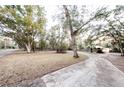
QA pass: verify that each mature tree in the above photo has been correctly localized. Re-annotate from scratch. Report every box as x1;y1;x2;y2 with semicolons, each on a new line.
39;32;47;50
62;5;106;58
47;24;68;52
47;25;58;50
92;5;124;56
0;5;46;53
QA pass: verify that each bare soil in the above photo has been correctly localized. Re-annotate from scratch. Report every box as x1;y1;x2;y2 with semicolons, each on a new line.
0;51;87;86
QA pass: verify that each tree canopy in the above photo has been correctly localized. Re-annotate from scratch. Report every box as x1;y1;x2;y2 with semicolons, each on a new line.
0;5;46;53
0;5;124;56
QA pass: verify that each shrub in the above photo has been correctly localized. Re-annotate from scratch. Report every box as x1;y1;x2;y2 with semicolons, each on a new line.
110;48;120;53
39;40;46;50
96;48;104;53
56;43;68;53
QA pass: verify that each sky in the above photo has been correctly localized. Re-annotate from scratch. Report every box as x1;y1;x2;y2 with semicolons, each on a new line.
44;5;116;30
1;0;123;5
44;5;58;29
43;5;118;44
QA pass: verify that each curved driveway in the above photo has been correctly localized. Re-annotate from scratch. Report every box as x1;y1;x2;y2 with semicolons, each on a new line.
0;49;17;57
39;52;124;87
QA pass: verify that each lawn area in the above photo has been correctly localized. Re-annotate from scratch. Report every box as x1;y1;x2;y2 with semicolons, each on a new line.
0;51;88;86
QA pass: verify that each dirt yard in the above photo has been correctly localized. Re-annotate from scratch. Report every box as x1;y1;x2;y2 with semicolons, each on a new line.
0;51;87;86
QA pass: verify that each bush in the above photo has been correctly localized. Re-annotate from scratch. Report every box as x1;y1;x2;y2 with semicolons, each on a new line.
39;40;46;50
68;47;73;50
96;48;104;53
109;48;120;53
56;43;68;53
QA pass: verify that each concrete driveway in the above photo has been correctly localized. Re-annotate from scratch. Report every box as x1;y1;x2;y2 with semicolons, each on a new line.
37;52;124;87
0;49;17;57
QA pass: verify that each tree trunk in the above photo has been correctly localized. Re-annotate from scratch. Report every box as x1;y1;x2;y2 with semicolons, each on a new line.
71;35;79;58
32;41;35;53
118;41;124;56
120;48;124;56
25;43;31;53
63;5;79;58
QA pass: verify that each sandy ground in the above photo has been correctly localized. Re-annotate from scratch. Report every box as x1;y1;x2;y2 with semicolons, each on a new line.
0;51;87;87
40;52;124;87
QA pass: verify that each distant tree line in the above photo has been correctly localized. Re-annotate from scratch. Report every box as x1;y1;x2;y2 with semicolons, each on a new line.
0;5;124;57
